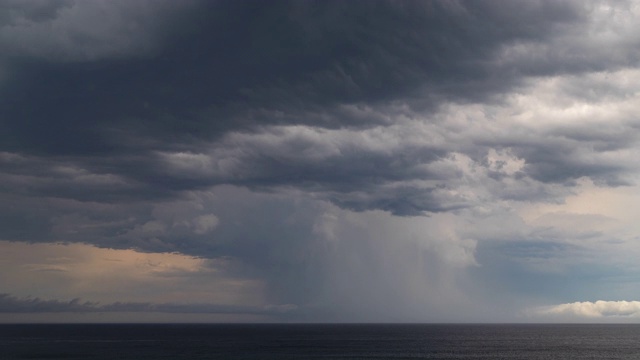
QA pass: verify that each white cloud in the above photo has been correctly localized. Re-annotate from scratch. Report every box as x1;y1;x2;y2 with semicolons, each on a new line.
536;300;640;318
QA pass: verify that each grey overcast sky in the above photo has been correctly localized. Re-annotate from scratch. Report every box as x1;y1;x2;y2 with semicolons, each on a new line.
3;0;640;323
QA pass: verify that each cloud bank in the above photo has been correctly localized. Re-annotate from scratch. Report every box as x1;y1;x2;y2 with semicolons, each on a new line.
536;301;640;319
0;293;296;316
3;0;640;322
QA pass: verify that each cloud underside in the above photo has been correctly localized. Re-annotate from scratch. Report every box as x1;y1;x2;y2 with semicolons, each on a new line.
3;1;640;321
1;1;639;216
0;294;297;316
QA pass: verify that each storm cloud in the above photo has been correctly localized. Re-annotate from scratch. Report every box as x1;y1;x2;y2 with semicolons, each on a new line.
3;0;640;322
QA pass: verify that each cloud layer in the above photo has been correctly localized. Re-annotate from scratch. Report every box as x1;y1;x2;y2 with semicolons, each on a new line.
537;301;640;319
3;0;640;322
0;0;200;61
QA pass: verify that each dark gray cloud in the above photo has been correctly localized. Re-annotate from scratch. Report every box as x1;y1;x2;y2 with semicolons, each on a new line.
3;0;640;321
0;293;297;317
0;1;591;153
0;0;202;62
2;0;636;216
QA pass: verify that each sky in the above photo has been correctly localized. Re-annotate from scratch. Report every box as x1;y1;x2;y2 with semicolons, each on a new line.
2;0;640;323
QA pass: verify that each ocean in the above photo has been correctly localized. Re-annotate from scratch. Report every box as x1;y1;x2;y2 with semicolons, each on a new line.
1;324;639;359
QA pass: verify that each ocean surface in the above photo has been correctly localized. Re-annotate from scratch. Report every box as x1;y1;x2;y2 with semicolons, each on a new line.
1;324;639;359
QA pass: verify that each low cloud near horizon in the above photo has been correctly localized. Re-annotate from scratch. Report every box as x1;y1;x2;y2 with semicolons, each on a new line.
3;0;640;323
534;301;640;322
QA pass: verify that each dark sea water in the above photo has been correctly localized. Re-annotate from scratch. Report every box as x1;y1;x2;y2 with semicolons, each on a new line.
1;324;639;359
